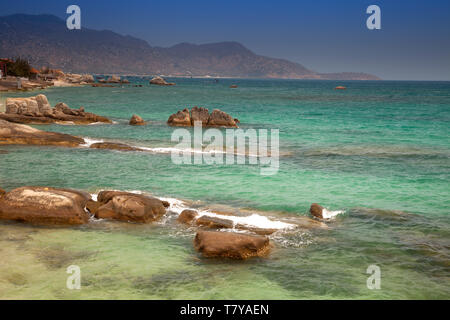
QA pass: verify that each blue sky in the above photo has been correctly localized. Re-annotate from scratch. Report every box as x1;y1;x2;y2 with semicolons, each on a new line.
2;0;450;80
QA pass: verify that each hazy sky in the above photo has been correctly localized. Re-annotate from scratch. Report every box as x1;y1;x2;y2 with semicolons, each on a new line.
2;0;450;80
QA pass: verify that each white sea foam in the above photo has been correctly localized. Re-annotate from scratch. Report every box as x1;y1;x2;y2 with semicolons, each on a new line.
199;211;295;230
138;146;256;157
159;195;295;230
81;137;104;147
88;191;296;231
321;209;345;219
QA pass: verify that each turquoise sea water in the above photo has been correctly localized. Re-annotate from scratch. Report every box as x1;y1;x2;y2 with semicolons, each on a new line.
0;78;449;299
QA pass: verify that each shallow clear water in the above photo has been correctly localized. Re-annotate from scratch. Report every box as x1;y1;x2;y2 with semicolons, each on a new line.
0;78;449;299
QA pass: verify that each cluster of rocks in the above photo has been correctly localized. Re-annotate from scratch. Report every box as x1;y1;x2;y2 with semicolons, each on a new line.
64;73;95;84
168;106;239;128
0;119;148;152
0;186;271;260
0;119;150;153
0;180;336;260
98;75;130;84
39;68;94;85
149;76;175;86
0;94;111;124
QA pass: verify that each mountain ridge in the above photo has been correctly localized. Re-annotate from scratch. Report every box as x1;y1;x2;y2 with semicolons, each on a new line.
0;14;380;80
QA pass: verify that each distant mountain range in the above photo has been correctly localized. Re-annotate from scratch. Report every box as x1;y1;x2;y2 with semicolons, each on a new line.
0;14;380;80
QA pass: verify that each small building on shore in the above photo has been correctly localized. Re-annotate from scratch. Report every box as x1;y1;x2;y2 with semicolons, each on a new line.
0;58;12;79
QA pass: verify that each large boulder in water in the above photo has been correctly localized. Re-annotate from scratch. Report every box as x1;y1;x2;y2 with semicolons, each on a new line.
167;108;191;126
207;109;238;127
0;119;85;147
177;209;199;225
194;230;271;259
0;186;91;225
167;107;238;128
93;191;166;223
149;76;175;86
129;114;146;126
190;106;210;126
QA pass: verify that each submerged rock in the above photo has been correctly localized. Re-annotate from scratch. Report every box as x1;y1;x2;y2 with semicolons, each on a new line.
195;215;234;229
94;191;166;223
351;207;411;221
230;84;238;88
194;230;271;259
0;119;85;147
0;186;91;225
168;107;238;128
90;142;143;152
129;114;146;126
149;76;175;86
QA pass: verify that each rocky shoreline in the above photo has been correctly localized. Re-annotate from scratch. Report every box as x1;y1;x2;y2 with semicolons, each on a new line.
0;94;111;125
0;88;342;261
0;185;333;260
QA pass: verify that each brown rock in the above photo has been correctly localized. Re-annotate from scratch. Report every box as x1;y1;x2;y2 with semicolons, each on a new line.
207;109;238;128
195;215;234;229
0;186;91;225
167;108;191;126
194;230;270;259
167;107;238;128
90;142;143;152
86;199;101;215
310;203;324;219
95;191;166;223
1;94;111;125
129;114;146;126
150;76;175;86
190;106;210;126
106;75;121;83
291;215;329;229
0;188;5;198
235;224;278;235
230;85;238;88
161;200;170;208
335;86;347;90
177;209;198;224
0;119;85;147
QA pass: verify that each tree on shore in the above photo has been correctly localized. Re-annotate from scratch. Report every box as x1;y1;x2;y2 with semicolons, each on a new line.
6;58;31;77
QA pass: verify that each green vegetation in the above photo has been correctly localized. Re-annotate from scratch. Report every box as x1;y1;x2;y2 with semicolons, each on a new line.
6;58;31;77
